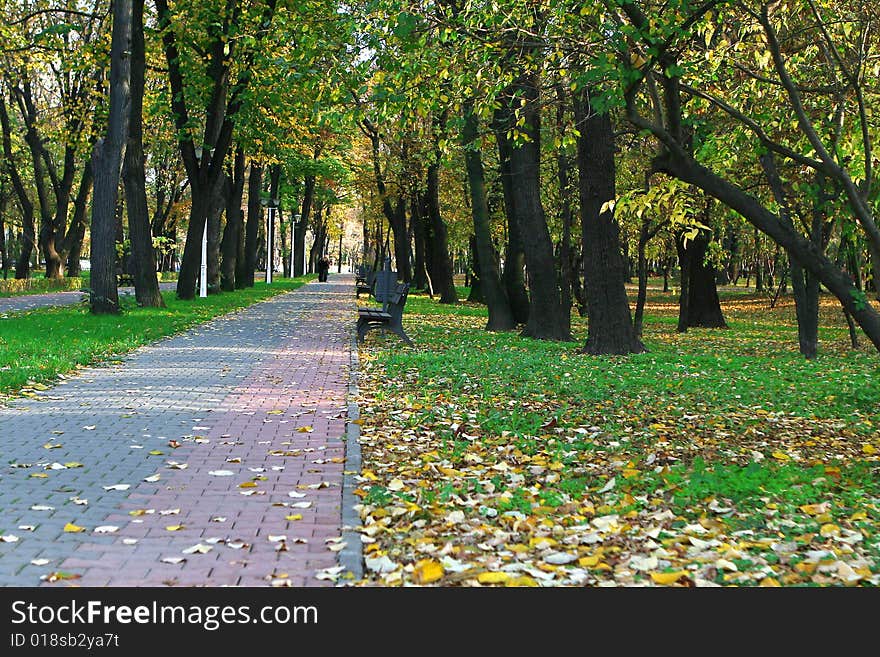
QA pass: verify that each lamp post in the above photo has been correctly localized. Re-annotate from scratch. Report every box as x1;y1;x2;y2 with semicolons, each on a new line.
194;145;212;298
261;197;278;284
291;213;301;277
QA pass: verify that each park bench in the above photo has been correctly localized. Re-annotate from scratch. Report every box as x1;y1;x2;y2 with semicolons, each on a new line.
357;281;413;346
356;266;374;298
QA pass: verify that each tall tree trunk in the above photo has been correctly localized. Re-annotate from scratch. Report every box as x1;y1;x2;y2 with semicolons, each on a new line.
574;88;643;353
426;112;457;304
206;182;223;292
242;162;263;287
555;85;574;337
678;227;727;329
411;192;429;290
494;113;531;325
463;99;514;329
389;197;410;282
65;164;93;278
90;0;132;314
122;0;163;307
222;146;245;290
0;92;36;280
295;174;315;277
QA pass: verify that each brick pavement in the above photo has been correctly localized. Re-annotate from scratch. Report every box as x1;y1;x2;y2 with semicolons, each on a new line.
0;276;356;586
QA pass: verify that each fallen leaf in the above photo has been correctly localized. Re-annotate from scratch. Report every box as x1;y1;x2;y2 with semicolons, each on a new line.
208;470;234;477
477;572;510;584
63;523;85;533
181;544;212;555
103;484;130;491
650;571;689;585
412;559;444;584
94;526;119;534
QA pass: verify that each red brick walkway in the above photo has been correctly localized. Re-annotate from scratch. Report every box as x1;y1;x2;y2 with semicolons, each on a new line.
34;277;354;586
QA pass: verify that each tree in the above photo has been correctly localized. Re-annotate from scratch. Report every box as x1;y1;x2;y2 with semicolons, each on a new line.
90;0;133;314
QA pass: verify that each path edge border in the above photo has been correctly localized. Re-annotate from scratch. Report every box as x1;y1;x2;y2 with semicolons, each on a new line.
339;328;364;581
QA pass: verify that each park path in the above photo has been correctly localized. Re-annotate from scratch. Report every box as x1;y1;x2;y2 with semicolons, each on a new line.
0;276;356;586
0;282;177;316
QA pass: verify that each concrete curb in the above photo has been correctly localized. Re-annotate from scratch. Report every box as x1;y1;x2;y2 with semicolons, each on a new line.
338;328;364;582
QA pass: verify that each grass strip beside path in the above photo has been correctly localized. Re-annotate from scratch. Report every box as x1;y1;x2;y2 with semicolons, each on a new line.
0;277;311;399
353;286;880;587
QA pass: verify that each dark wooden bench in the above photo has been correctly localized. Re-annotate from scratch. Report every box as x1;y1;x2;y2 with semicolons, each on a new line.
357;281;413;346
356;267;374;298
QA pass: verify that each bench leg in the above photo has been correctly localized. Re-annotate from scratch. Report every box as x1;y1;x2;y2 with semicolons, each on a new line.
389;320;413;346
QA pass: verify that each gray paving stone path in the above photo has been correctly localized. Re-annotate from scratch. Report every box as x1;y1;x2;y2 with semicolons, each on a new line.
0;276;356;586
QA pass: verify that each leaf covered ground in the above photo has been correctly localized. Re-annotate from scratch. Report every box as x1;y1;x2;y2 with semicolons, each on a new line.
352;284;880;586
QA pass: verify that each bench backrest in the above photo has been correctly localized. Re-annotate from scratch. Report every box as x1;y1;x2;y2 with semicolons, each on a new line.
373;270;398;310
386;282;410;319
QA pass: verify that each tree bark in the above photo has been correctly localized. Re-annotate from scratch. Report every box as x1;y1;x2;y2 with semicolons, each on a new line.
677;228;727;329
494;110;531;326
0;92;36;280
242;162;263;287
295;173;315;277
122;0;163;307
90;0;132;314
574;88;643;353
462;99;514;330
222;147;245;291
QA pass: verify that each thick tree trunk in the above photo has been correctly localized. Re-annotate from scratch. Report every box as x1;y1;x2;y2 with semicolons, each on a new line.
678;228;727;329
494;114;531;326
411;193;429;290
574;89;643;353
389;197;410;282
222;147;245;291
122;0;163;308
466;234;483;303
425;160;457;303
90;0;132;314
790;257;819;358
462;100;514;329
242;162;263;287
206;182;223;292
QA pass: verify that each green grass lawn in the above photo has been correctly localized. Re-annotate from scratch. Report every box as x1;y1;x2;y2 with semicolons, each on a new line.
0;277;310;398
354;283;880;587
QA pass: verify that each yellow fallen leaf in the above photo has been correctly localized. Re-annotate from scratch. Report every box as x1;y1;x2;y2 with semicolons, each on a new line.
795;562;817;575
850;511;867;521
477;572;510;585
506;576;538;587
297;426;314;433
166;525;184;531
771;451;790;461
63;523;85;533
622;468;640;479
760;577;781;587
64;462;84;469
148;450;164;456
650;571;689;585
285;514;303;521
820;523;840;537
578;555;601;567
387;479;405;491
29;473;49;478
412;559;444;584
799;503;828;515
239;481;258;488
862;443;877;455
268;410;284;415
